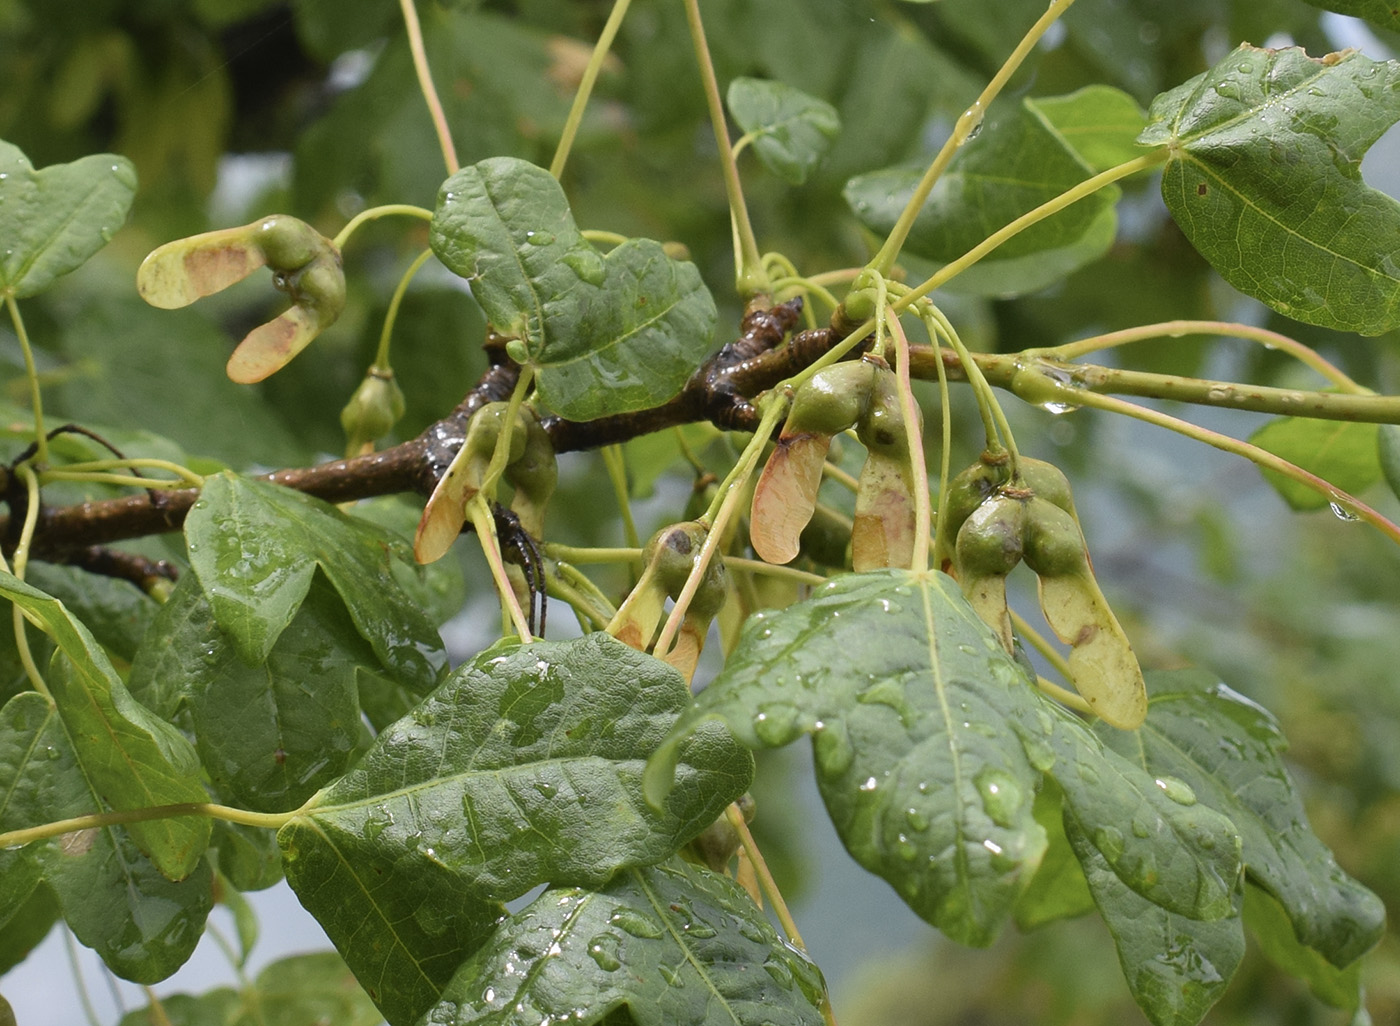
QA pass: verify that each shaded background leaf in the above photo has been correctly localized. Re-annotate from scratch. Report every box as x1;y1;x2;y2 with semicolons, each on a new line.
844;97;1120;296
1250;416;1380;511
727;77;840;185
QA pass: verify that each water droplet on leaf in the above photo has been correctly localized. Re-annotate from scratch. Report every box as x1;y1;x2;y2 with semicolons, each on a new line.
1155;776;1197;805
586;933;622;971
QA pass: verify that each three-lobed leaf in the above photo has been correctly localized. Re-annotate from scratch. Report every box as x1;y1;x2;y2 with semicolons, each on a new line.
1139;45;1400;335
419;858;826;1026
279;633;752;1026
430;157;717;420
0;139;136;299
844;96;1120;297
647;569;1048;947
1095;670;1386;968
1019;694;1242;922
185;473;445;689
727;77;840;185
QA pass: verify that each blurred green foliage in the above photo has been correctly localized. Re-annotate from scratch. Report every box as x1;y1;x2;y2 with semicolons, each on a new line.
2;0;1400;1022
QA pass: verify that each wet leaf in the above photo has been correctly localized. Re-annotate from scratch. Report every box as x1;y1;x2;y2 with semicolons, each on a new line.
1138;45;1400;335
1069;818;1244;1026
185;473;445;689
430;157;717;420
279;634;751;1026
844;99;1119;297
1250;416;1380;511
0;140;136;299
646;569;1048;946
1026;85;1149;173
1095;670;1386;968
131;574;371;813
727;77;840;185
1244;884;1364;1012
1019;695;1241;921
421;858;826;1026
0;573;209;879
0;691;213;983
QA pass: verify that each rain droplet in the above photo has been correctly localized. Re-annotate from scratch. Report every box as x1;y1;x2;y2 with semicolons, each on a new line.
813;721;854;775
976;768;1025;828
764;960;795;990
609;909;663;939
1329;502;1361;522
586;933;622;971
1094;825;1125;862
752;703;800;746
1155;776;1197;805
858;776;879;793
658;964;683;986
905;807;930;832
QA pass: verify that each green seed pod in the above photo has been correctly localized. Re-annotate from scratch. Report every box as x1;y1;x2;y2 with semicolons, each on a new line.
784;360;878;437
647;522;708;597
340;369;406;454
1021;498;1089;578
954;494;1027;578
1015;457;1076;515
253;215;324;270
856;365;913;457
941;456;1009;539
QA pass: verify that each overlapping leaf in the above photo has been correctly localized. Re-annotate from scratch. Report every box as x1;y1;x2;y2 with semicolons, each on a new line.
0;572;209;878
1250;416;1380;511
1070;819;1244;1026
1095;670;1385;968
727;78;840;185
430;157;717;419
1026;85;1148;173
185;473;445;689
420;858;826;1026
0;691;212;982
1138;45;1400;335
1244;885;1364;1012
1018;695;1241;922
0;140;136;299
129;574;372;813
279;634;752;1026
118;950;382;1026
1013;782;1094;930
844;97;1119;296
646;569;1047;946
